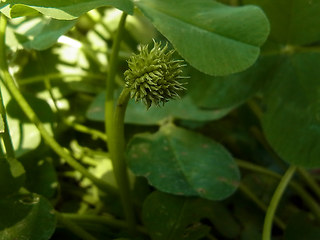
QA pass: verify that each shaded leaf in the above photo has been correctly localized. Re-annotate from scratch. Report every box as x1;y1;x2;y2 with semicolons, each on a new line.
284;212;320;240
143;191;240;240
244;0;320;45
127;124;240;200
0;0;134;19
142;191;211;240
188;56;278;109
262;53;320;167
86;92;233;125
1;82;54;157
21;158;58;199
0;194;56;240
0;157;25;198
136;0;269;76
10;17;77;50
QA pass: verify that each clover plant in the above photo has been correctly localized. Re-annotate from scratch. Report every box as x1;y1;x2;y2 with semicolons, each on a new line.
0;0;319;240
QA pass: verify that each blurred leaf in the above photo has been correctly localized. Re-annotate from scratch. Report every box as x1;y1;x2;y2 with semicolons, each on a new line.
0;114;4;133
9;17;77;50
142;191;211;240
0;0;134;19
262;53;320;167
244;0;320;45
21;157;58;199
136;0;269;76
86;92;233;125
0;193;56;240
1;83;54;157
0;157;25;197
188;56;278;109
284;212;320;240
127;124;240;200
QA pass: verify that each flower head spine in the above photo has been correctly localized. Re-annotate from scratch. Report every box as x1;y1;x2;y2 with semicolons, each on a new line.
124;40;187;109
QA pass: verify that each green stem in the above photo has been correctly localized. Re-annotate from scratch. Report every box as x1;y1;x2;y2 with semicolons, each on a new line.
109;87;136;233
105;12;127;130
0;13;116;196
239;183;285;230
297;168;320;200
56;212;97;240
262;165;296;240
104;12;135;232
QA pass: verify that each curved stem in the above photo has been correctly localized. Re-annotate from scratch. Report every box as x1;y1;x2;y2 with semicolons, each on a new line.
0;13;116;195
262;165;296;240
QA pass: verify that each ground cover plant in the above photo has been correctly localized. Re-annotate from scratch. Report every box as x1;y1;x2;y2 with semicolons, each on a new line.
0;0;319;239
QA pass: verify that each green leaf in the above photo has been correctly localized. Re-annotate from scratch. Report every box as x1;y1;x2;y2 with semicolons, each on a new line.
142;191;240;240
1;82;54;157
86;92;233;125
127;124;240;200
136;0;269;76
244;0;320;45
10;17;77;50
21;157;58;199
0;157;25;197
262;53;320;167
0;113;4;133
142;191;211;240
0;0;134;20
0;194;56;240
188;56;278;109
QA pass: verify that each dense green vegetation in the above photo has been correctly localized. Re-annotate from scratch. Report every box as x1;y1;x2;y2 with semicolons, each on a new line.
0;1;319;239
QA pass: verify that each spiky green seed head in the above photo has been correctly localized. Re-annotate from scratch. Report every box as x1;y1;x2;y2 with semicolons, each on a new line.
124;41;186;109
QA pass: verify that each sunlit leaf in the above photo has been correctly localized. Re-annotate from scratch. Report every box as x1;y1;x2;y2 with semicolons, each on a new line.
0;0;134;19
136;0;269;76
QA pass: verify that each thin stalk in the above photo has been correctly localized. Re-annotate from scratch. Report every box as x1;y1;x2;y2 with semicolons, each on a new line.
104;12;135;232
56;212;97;240
61;213;147;235
262;165;296;240
239;183;285;230
19;73;105;85
64;119;107;142
298;168;320;200
0;86;15;160
0;13;116;195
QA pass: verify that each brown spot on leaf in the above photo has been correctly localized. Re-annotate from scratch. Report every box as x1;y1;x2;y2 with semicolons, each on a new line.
197;188;207;194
